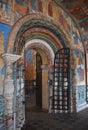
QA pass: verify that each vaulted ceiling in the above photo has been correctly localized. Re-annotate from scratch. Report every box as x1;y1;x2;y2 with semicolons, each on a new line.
55;0;88;32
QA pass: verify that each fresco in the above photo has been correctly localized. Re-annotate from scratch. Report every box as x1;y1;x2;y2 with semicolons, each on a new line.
72;31;80;44
0;23;11;89
77;52;85;82
77;65;84;81
0;0;12;25
71;26;83;50
59;11;68;31
77;86;86;105
73;50;85;83
0;23;11;51
15;0;27;17
48;2;53;17
15;0;38;20
73;50;79;58
0;0;85;86
38;0;43;12
26;49;34;65
0;0;84;53
57;5;83;52
25;49;36;81
86;53;88;85
15;0;27;6
30;0;38;11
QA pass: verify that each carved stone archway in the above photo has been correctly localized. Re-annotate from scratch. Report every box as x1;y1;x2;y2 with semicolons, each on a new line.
3;13;81;130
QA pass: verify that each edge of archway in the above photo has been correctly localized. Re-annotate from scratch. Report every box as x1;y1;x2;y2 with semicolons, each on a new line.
6;13;71;54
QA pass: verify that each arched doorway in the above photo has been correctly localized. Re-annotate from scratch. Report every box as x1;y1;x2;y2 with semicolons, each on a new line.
25;50;43;111
1;0;86;127
24;38;55;113
24;46;53;124
4;14;76;129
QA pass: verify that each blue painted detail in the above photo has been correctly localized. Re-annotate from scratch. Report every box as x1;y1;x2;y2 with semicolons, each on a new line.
16;0;24;5
78;17;88;25
26;49;34;65
15;0;27;6
84;32;88;41
0;1;12;17
77;66;84;81
73;50;79;57
84;26;88;32
82;52;85;58
77;86;86;105
72;31;80;44
30;0;38;10
0;23;11;52
1;67;5;75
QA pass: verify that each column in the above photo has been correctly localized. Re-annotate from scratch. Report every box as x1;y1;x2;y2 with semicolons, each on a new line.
41;64;49;110
48;64;54;113
16;63;25;129
2;53;21;130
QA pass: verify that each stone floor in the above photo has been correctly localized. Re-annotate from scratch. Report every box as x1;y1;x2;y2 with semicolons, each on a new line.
22;107;88;130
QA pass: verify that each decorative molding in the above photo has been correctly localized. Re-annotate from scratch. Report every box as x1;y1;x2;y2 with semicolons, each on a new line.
2;53;21;63
25;39;54;61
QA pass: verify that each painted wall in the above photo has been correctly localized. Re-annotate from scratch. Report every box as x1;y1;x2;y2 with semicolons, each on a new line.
25;49;36;81
0;0;85;51
0;0;12;25
77;86;86;105
86;53;88;85
73;50;85;85
0;0;87;109
0;23;11;94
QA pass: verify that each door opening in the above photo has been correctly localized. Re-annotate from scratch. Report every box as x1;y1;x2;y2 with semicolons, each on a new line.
36;52;42;108
25;50;42;110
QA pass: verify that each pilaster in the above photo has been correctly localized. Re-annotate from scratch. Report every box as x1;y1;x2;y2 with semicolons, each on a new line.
2;53;21;129
41;64;49;110
48;64;54;113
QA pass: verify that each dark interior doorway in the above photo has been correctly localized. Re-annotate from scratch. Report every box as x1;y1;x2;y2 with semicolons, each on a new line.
25;50;42;111
36;52;42;108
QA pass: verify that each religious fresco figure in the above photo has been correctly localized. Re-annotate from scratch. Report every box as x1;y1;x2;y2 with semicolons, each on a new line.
73;49;85;82
0;0;12;24
25;49;36;81
0;23;11;94
77;52;85;82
